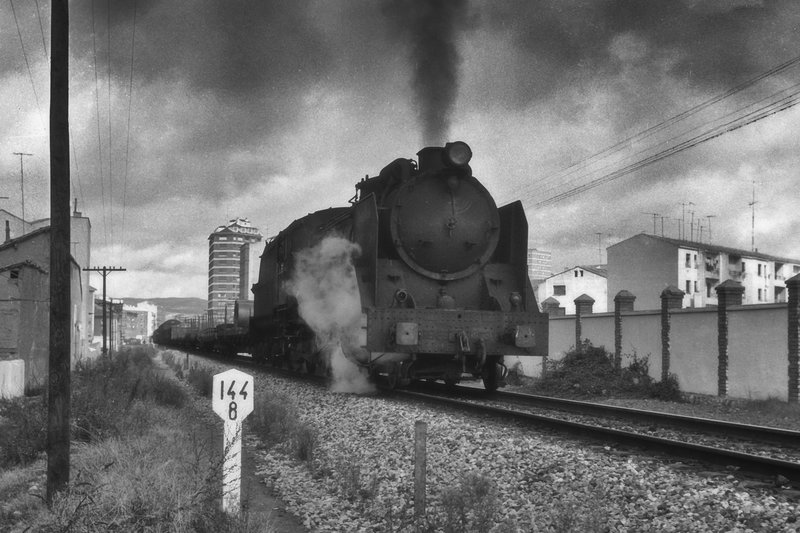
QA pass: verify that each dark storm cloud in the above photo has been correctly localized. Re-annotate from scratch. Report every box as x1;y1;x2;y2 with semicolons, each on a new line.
476;0;798;108
70;0;331;97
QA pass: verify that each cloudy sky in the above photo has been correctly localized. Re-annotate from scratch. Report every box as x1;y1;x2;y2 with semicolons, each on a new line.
1;0;799;299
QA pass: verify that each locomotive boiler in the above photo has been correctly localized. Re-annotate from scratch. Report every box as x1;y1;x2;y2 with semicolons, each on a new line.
249;141;548;391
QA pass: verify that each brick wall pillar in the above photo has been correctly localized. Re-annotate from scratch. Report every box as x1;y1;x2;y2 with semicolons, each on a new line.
715;280;744;397
541;297;564;317
787;274;800;403
574;294;595;352
614;290;636;370
660;286;684;381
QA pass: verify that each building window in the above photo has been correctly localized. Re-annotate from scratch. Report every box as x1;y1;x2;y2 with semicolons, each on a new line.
694;281;698;293
758;288;763;302
553;285;566;296
9;269;19;280
686;280;691;294
693;254;697;268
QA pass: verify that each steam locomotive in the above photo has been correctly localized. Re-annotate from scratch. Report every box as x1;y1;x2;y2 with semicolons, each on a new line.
155;141;548;391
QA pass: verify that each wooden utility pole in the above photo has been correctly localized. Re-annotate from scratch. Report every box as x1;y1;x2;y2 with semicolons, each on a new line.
83;266;127;355
46;0;70;505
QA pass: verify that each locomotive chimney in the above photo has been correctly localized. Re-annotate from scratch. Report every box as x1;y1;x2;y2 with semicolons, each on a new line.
418;141;472;175
417;146;444;173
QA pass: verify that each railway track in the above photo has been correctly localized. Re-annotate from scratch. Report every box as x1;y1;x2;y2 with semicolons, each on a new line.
164;347;800;486
396;384;800;487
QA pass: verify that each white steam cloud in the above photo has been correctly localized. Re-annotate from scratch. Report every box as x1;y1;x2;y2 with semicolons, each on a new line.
286;236;375;394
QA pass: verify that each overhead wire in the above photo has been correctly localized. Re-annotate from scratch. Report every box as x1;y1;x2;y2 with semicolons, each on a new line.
536;86;800;207
515;55;800;208
121;0;139;267
28;0;86;214
534;79;800;204
9;0;43;124
107;0;115;260
33;0;47;59
91;0;109;248
531;53;800;195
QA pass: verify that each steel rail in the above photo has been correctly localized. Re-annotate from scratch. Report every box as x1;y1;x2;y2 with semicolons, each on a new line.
441;386;800;446
396;389;800;486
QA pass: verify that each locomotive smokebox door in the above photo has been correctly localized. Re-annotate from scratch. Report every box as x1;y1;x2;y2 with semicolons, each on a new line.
395;322;419;346
389;145;500;282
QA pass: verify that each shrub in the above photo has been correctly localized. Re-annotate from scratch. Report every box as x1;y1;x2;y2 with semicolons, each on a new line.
142;371;188;408
535;342;682;400
187;364;214;398
649;373;682;401
0;396;47;468
438;472;499;533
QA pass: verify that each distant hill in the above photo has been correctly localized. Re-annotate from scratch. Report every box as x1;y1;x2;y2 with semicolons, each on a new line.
122;297;207;322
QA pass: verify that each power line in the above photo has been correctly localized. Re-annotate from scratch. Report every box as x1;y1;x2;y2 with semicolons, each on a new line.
121;0;139;266
107;0;114;257
511;55;800;208
33;0;48;59
10;0;43;117
91;0;109;248
534;53;800;195
534;86;800;207
533;80;800;205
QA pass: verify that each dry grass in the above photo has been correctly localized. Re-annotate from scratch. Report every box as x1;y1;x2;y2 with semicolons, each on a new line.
0;347;277;532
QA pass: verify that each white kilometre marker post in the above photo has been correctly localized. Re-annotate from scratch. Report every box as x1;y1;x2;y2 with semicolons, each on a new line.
212;369;254;515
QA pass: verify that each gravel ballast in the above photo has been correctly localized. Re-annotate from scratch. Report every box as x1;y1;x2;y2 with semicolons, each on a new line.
247;374;800;532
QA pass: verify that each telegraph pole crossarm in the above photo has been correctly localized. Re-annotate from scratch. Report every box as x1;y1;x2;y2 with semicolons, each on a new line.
83;266;127;356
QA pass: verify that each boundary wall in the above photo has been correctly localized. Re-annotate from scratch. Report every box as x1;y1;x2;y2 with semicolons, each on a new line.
512;274;800;402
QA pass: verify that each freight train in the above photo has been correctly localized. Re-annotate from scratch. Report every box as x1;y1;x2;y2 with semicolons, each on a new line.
154;141;548;391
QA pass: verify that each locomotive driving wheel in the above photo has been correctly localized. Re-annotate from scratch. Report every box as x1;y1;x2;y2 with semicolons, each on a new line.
482;356;505;392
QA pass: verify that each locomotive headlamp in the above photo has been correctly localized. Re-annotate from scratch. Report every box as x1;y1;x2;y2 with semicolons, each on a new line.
443;141;472;167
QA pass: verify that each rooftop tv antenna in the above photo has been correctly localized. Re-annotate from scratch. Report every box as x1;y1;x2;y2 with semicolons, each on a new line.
595;232;602;263
748;181;757;251
706;215;716;242
12;152;33;234
642;212;659;235
679;201;694;240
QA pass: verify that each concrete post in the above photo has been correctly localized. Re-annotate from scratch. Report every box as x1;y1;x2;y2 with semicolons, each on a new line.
715;280;744;397
787;274;800;403
574;294;595;352
660;286;684;381
614;290;636;370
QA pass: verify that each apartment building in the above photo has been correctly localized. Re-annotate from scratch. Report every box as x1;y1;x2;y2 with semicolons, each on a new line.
607;233;800;310
208;218;262;321
527;247;552;286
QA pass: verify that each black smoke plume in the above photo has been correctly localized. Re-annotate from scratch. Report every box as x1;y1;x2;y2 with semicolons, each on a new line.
384;0;468;145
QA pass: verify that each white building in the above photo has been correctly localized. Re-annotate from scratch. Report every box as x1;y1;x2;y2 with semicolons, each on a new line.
536;265;608;314
527;247;552;286
607;233;800;310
